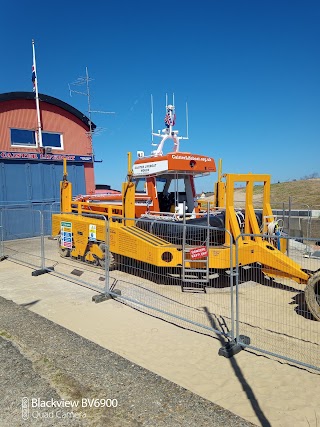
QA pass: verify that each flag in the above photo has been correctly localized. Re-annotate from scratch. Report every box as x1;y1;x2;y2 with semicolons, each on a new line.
164;113;176;128
164;113;171;127
32;64;36;92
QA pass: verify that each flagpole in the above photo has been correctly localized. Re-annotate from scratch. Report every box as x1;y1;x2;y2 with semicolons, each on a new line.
32;39;43;148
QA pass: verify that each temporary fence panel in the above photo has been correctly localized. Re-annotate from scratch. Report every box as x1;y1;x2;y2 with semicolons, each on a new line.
2;205;319;371
42;202;61;238
0;203;60;240
270;201;320;243
106;216;235;340
0;207;109;294
235;233;320;372
0;207;43;270
43;211;109;294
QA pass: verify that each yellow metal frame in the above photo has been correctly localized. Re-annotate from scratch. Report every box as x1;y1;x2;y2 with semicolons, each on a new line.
224;173;273;245
60;159;72;213
53;213;182;267
53;160;310;284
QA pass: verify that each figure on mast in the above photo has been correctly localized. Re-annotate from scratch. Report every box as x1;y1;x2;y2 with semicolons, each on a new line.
150;95;188;157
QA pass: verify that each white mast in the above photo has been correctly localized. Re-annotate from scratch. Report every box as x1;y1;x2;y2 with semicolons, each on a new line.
32;39;43;148
151;94;156;146
151;94;188;156
186;102;189;139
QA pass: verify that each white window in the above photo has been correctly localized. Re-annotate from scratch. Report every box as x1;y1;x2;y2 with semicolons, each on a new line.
10;128;63;150
41;132;63;149
10;129;36;147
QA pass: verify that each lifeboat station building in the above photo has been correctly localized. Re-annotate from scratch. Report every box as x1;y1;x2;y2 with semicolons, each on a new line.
0;92;96;237
0;91;95;204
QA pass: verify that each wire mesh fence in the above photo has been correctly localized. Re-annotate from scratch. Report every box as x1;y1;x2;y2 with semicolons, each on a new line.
0;207;320;372
235;234;320;372
0;207;43;269
0;226;4;259
42;209;109;294
269;201;320;241
107;216;235;339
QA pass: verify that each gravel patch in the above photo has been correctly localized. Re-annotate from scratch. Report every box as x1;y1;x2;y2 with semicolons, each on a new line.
0;336;86;427
0;296;255;427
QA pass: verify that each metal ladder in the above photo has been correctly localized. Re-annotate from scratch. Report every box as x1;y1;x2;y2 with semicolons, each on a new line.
181;203;210;292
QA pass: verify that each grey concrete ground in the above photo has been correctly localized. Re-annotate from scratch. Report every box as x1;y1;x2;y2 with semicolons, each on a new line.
0;296;255;427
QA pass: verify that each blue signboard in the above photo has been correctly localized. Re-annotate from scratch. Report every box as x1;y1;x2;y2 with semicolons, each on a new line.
0;151;93;162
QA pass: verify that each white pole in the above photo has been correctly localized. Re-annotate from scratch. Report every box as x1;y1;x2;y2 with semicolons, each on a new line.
85;66;94;156
151;94;154;142
32;39;43;148
185;102;189;139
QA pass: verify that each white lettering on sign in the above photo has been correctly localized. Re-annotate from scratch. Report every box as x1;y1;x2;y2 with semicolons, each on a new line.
190;246;208;259
133;160;168;176
171;154;212;163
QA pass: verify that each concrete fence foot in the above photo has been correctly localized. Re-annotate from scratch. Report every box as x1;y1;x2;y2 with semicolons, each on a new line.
92;289;122;304
32;267;55;277
218;335;250;358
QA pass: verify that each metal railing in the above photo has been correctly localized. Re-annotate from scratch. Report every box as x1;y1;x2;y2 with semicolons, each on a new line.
105;215;235;340
0;206;319;372
235;233;320;372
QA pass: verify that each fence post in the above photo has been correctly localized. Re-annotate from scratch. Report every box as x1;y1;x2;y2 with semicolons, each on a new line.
235;235;239;342
40;211;45;270
287;197;291;257
92;215;122;303
219;232;251;358
234;234;250;349
182;202;187;281
0;209;4;259
31;210;49;277
104;217;110;295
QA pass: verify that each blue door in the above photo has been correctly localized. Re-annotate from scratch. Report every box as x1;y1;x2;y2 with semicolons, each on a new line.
0;160;86;239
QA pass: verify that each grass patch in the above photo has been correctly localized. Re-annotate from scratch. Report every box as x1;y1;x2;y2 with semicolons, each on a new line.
248;179;320;208
0;331;12;339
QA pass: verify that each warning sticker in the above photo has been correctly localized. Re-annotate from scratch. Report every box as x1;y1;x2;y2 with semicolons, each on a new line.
89;224;97;241
189;246;208;260
60;221;72;249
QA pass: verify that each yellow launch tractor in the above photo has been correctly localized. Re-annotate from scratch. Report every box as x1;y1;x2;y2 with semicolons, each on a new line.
52;153;320;321
52;102;320;320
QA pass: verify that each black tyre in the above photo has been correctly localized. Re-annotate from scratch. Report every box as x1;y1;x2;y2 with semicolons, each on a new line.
305;271;320;321
98;242;117;270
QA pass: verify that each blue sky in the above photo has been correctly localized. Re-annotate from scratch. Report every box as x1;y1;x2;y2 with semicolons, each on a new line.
1;1;320;191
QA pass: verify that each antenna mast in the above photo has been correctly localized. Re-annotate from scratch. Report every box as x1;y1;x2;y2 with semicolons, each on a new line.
186;102;189;139
151;94;156;145
68;67;115;156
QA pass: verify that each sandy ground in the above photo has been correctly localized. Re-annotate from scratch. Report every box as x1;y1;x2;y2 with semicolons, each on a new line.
0;298;253;427
4;237;320;369
0;244;320;427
